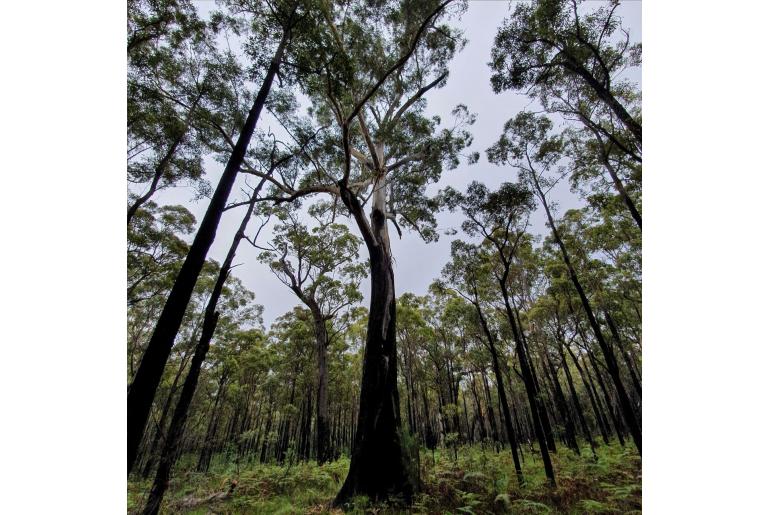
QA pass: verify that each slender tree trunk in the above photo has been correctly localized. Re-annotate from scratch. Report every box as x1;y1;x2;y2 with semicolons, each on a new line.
198;371;227;472
566;343;610;445
597;142;641;229
142;311;220;515
528;167;641;454
499;282;555;485
481;369;501;452
260;401;274;463
127;31;290;473
140;341;195;478
543;351;580;454
584;347;626;446
127;94;202;225
556;336;597;458
470;375;488;442
604;310;642;398
568;61;642;145
141;165;268;509
473;298;524;485
313;312;331;464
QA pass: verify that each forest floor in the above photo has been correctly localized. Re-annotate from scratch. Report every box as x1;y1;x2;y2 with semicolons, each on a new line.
128;441;641;514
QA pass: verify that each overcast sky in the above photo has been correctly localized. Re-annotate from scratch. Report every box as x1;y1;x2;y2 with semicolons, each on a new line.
149;0;641;327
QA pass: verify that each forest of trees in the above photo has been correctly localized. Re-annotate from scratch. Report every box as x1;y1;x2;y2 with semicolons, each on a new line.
127;0;641;512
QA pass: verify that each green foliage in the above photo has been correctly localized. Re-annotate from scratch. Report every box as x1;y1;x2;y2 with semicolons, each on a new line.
129;443;640;513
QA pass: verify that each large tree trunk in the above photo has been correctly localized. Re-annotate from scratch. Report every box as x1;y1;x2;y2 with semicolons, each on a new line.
142;311;220;515
140;340;196;479
140;161;268;515
334;177;414;506
126;31;289;474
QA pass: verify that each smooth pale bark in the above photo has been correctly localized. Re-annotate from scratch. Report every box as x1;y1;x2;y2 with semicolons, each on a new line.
127;30;290;473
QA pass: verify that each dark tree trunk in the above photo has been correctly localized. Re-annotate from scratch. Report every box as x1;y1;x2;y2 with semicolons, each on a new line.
313;314;331;464
543;351;580;454
604;310;642;399
596;141;641;230
566;59;642;145
529;168;641;455
197;371;227;473
142;310;220;515
334;177;415;506
127;31;290;473
584;347;626;446
260;401;274;463
141;167;267;513
566;344;610;445
481;370;500;452
139;342;194;479
470;375;488;442
473;299;524;485
499;283;555;485
556;337;597;458
512;304;557;453
278;373;297;463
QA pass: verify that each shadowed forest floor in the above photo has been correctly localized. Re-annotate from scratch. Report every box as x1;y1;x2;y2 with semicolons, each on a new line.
128;442;640;514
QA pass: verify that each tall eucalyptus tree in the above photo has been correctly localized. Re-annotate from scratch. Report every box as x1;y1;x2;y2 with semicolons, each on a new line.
488;111;640;454
243;0;472;503
128;0;314;474
257;207;365;464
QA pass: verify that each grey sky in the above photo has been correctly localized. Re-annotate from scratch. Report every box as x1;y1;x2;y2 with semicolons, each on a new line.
147;0;641;326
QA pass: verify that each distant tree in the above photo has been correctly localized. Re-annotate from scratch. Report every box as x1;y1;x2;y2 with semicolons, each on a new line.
487;111;640;454
442;181;558;485
127;202;195;306
490;0;641;146
257;207;365;464
128;0;314;473
440;240;527;485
